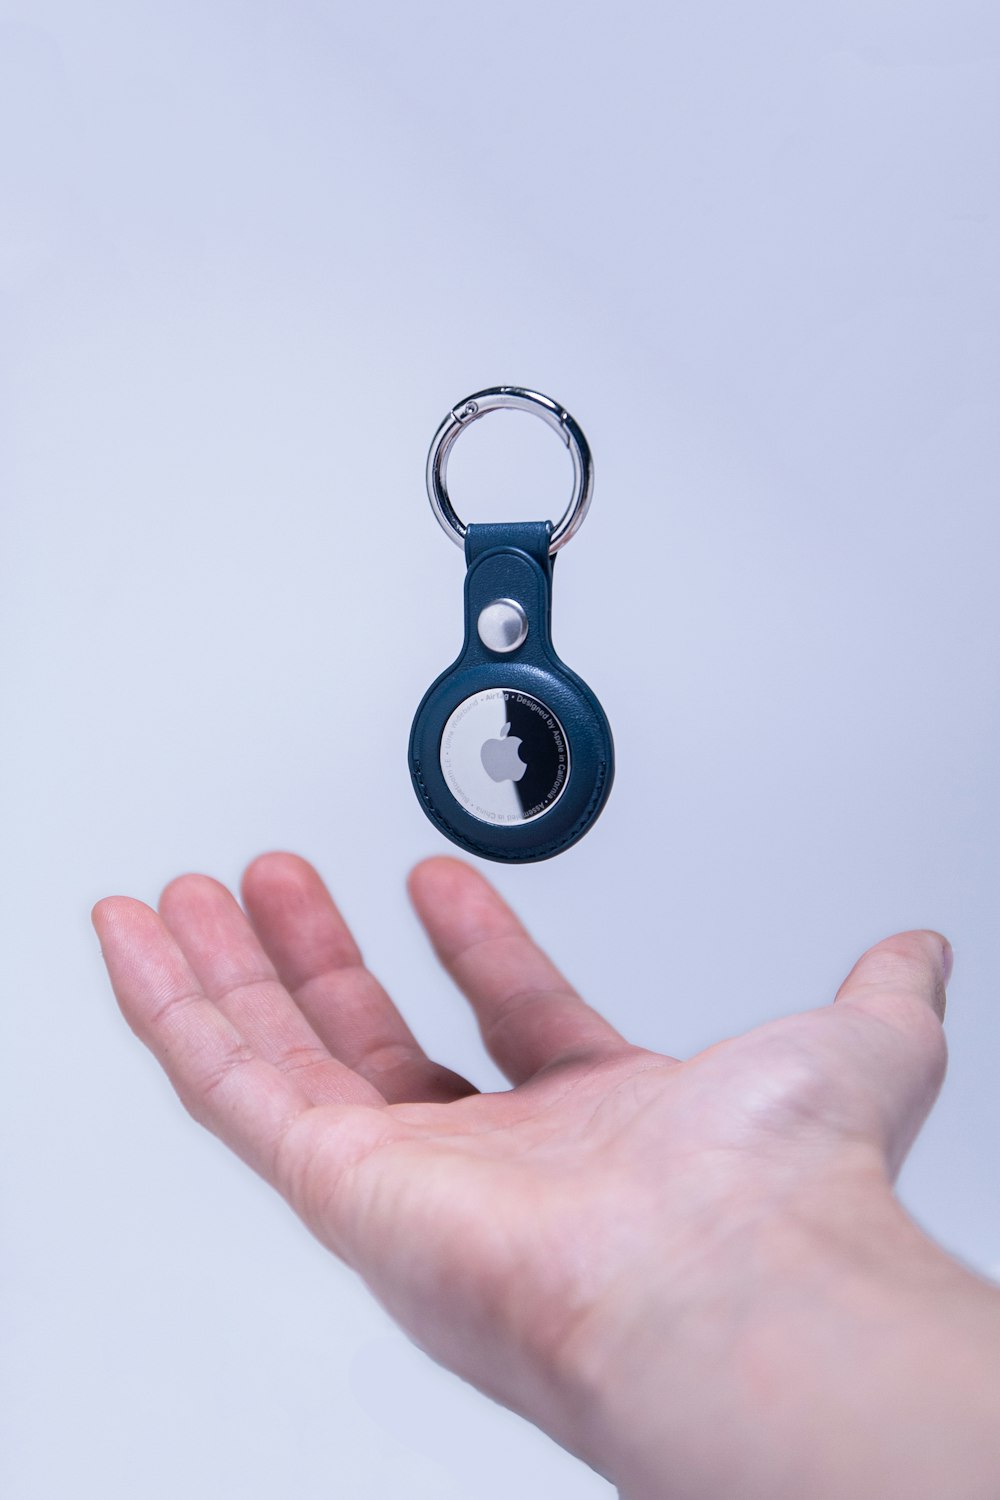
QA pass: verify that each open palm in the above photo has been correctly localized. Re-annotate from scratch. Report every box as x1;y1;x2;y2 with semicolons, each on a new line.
93;852;950;1488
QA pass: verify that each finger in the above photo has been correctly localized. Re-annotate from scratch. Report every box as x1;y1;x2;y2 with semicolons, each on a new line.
158;874;383;1108
407;856;629;1085
93;895;316;1183
832;929;951;1174
240;852;475;1104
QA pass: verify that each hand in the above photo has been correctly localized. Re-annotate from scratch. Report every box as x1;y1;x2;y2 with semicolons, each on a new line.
93;854;1000;1500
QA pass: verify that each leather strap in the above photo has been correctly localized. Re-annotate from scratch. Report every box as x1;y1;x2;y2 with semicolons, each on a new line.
408;518;613;862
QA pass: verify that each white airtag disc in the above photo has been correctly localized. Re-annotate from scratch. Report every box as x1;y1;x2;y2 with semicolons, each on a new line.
439;688;570;826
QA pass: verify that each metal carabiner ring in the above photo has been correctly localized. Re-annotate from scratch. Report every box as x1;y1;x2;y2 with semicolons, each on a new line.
425;387;594;554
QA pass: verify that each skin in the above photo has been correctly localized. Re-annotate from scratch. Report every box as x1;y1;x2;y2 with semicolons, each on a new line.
92;853;1000;1499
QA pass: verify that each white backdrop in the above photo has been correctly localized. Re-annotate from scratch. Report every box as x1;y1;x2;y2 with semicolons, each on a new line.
2;3;999;1496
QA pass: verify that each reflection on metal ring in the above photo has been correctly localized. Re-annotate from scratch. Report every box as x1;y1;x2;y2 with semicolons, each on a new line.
425;386;593;554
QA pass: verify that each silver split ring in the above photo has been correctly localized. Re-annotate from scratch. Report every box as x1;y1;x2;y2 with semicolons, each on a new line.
425;387;593;554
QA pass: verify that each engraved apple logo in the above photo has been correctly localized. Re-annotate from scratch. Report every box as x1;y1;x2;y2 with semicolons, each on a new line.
480;721;528;783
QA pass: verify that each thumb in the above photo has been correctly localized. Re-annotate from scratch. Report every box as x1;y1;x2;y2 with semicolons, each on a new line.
832;930;951;1177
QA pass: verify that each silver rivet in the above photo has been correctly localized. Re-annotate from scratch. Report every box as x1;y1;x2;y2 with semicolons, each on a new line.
477;598;528;653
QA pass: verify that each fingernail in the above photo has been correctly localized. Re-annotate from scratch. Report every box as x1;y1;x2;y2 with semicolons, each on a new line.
940;938;954;985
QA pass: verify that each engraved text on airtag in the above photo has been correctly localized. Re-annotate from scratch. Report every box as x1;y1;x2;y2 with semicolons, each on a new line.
440;689;570;826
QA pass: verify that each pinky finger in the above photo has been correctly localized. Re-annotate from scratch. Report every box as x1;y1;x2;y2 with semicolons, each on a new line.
93;895;318;1186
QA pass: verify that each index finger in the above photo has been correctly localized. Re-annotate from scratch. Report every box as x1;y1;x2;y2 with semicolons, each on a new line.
407;857;629;1084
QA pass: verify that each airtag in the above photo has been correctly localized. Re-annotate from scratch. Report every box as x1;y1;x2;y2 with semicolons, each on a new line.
440;688;570;826
409;386;614;863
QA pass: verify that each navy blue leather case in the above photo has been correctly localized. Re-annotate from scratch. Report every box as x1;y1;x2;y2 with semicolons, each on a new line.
409;521;614;862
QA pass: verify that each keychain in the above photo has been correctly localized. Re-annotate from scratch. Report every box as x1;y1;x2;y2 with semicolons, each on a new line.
408;386;614;862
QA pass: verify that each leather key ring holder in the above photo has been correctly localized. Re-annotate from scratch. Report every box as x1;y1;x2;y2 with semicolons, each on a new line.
409;388;614;863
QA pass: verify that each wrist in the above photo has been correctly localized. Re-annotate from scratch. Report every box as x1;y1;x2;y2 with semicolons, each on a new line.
551;1161;1000;1500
